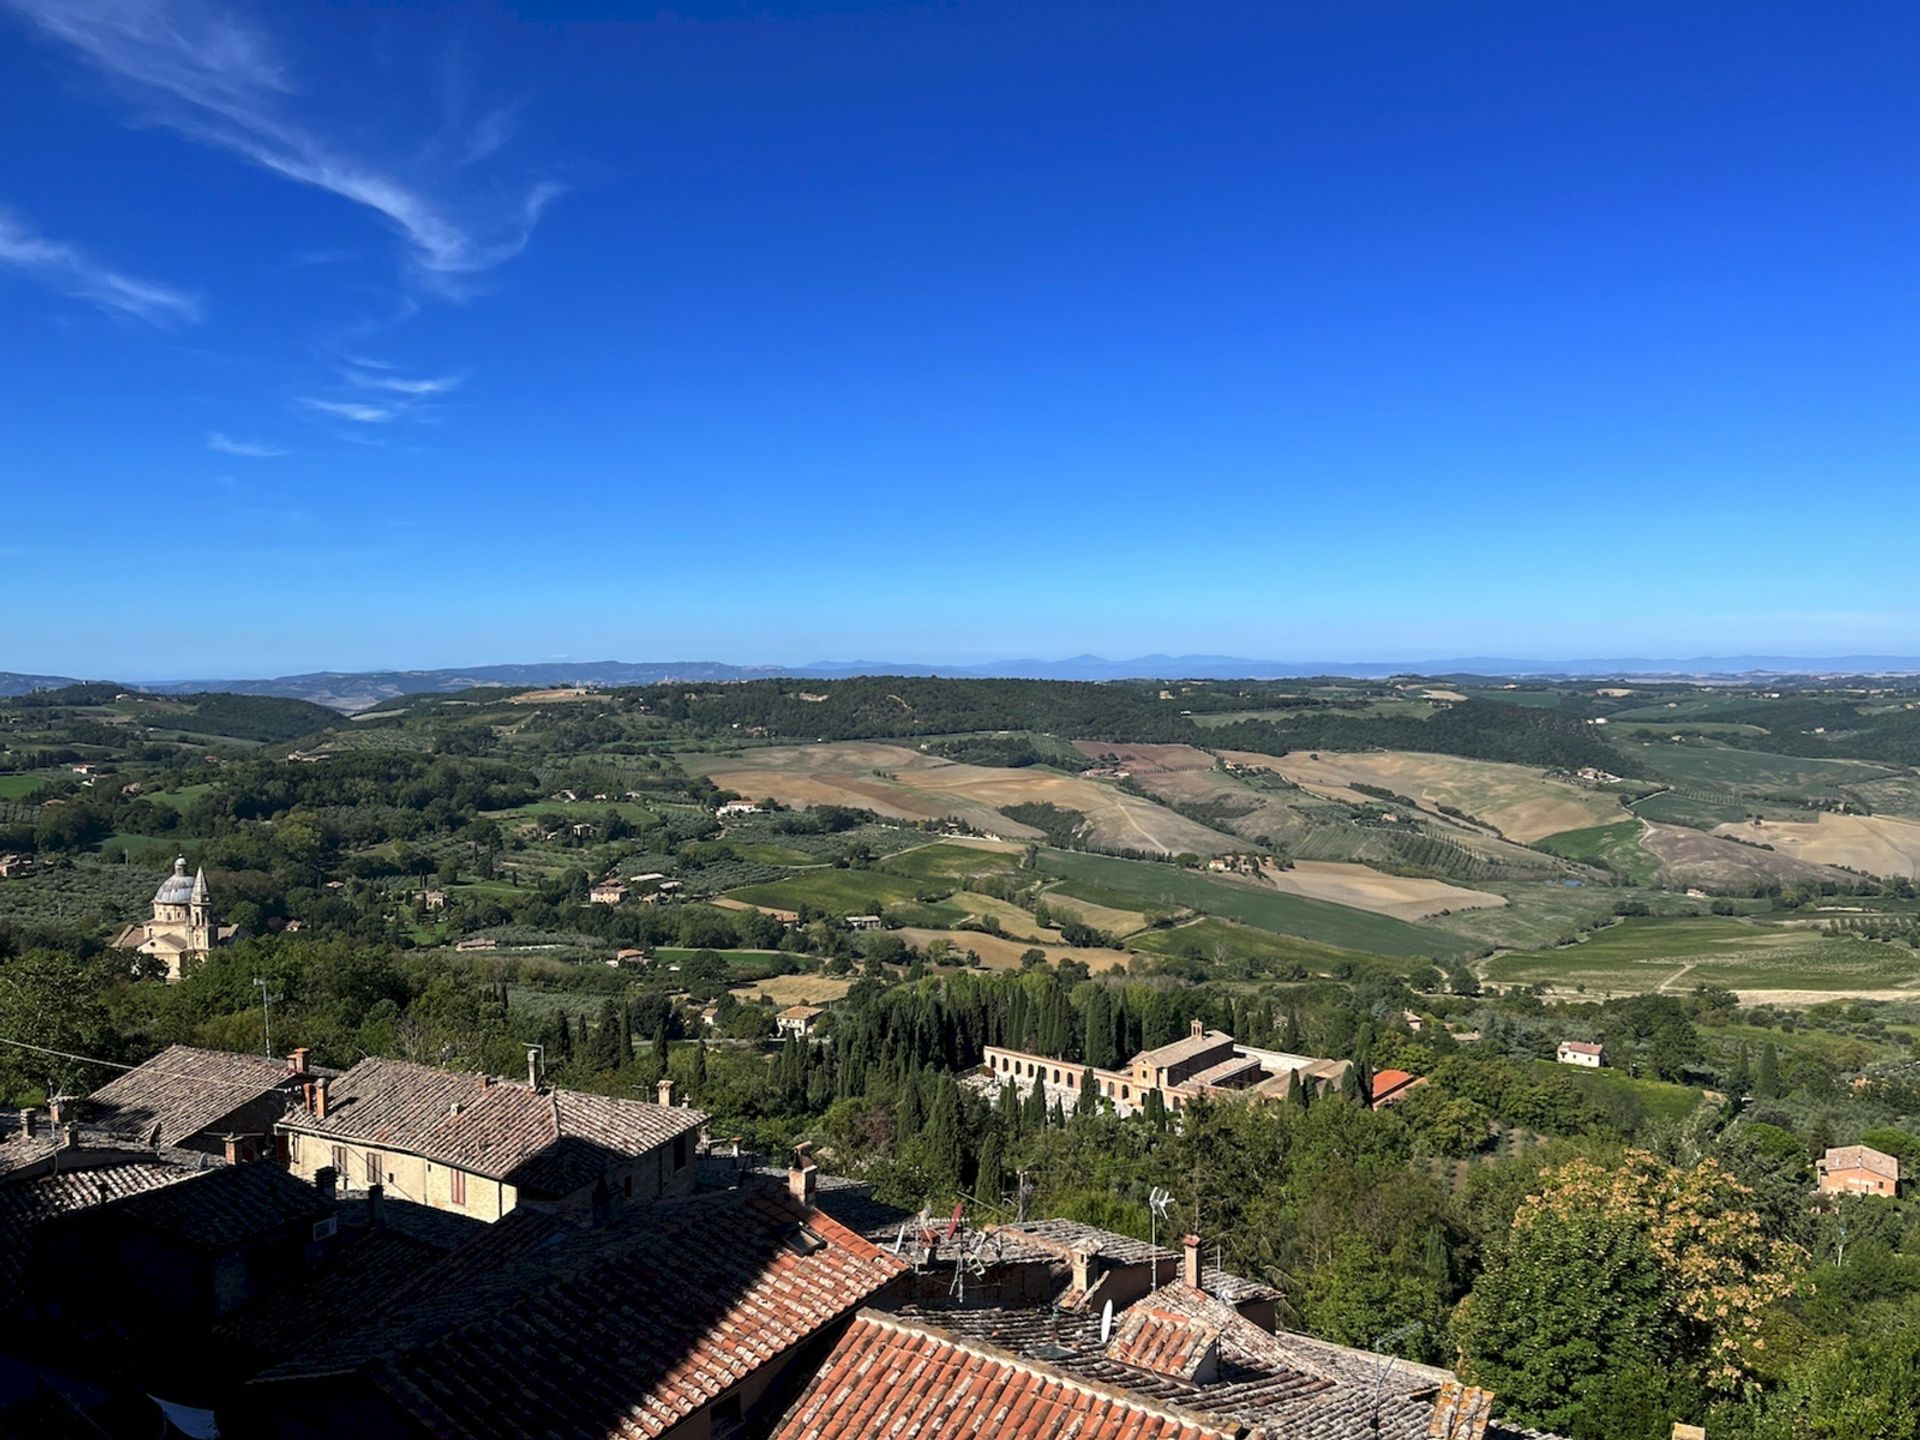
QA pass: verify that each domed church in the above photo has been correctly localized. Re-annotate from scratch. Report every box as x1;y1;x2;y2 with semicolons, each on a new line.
113;856;245;980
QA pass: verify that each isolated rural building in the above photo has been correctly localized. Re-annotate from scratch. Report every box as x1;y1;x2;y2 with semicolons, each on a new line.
1556;1040;1607;1068
1368;1069;1429;1109
716;799;762;818
111;856;246;979
420;889;447;911
983;1021;1351;1119
588;879;628;904
777;1005;825;1038
235;1172;910;1440
845;913;882;930
277;1055;706;1221
1817;1144;1900;1197
86;1045;317;1156
0;853;30;878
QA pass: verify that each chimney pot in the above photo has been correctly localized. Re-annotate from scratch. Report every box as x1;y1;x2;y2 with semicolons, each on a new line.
223;1134;241;1165
1189;1019;1204;1040
788;1142;818;1209
527;1045;544;1090
60;1122;81;1151
19;1108;36;1140
287;1046;310;1076
1070;1243;1097;1295
657;1078;674;1107
48;1094;74;1127
314;1076;330;1120
1182;1233;1201;1289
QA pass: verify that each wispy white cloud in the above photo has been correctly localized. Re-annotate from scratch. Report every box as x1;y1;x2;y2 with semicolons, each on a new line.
0;209;201;324
300;397;399;423
343;369;463;396
208;430;285;457
4;0;560;284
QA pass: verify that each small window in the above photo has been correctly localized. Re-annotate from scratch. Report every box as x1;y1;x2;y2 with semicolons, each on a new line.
673;1133;689;1169
288;1133;300;1161
331;1145;347;1177
450;1169;467;1207
365;1150;381;1185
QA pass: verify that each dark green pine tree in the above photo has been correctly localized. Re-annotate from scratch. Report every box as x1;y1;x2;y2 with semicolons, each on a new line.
1077;1067;1096;1118
551;1012;574;1064
1285;1069;1302;1108
690;1039;708;1096
996;1080;1023;1136
1085;988;1116;1069
618;1005;633;1067
1341;1061;1367;1104
1755;1041;1783;1098
651;1023;671;1083
1281;1008;1303;1053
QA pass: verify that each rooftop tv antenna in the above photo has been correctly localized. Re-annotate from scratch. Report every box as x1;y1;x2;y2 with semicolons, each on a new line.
253;978;281;1060
1148;1186;1173;1290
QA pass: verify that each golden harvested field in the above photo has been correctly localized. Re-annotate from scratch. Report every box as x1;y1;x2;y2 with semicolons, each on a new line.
732;974;855;1005
1039;889;1155;936
1260;860;1506;921
1218;750;1621;843
893;927;1133;973
691;742;1234;856
1711;812;1920;879
950;892;1056;941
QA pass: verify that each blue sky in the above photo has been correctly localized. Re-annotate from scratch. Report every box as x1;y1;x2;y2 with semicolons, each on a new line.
2;1;1915;678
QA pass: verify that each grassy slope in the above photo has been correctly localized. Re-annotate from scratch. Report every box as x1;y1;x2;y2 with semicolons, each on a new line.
1535;819;1660;884
1033;849;1473;960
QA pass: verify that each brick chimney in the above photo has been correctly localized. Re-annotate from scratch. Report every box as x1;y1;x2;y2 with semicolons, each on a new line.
287;1046;311;1076
526;1044;544;1090
48;1094;75;1128
59;1122;80;1151
18;1108;36;1140
788;1142;818;1210
313;1076;330;1120
657;1078;674;1107
223;1134;242;1165
1070;1243;1099;1296
314;1165;337;1202
1182;1234;1201;1289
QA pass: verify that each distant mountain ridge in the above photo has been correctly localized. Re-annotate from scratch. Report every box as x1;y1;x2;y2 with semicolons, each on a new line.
7;653;1920;712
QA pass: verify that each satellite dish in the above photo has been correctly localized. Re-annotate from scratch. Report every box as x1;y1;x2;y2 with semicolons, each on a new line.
1100;1300;1115;1345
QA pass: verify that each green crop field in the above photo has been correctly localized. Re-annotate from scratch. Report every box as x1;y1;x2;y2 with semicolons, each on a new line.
880;841;1026;882
1608;721;1770;739
1129;916;1418;977
1481;915;1920;995
1526;1061;1705;1126
1032;848;1474;959
1535;819;1659;884
1628;791;1751;829
1622;742;1894;794
0;773;51;799
726;868;934;916
145;783;214;812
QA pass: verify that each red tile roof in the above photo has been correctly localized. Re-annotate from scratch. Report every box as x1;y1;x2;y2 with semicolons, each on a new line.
1104;1305;1222;1380
771;1310;1244;1440
249;1183;909;1439
277;1057;705;1197
86;1045;299;1148
0;1159;202;1286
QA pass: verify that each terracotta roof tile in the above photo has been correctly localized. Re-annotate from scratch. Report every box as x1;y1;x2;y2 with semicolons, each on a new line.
0;1158;203;1287
1105;1306;1222;1381
770;1311;1242;1440
248;1183;909;1439
86;1045;300;1148
277;1057;705;1196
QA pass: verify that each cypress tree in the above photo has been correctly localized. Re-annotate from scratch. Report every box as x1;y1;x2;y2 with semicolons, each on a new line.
1025;1073;1048;1130
924;1077;964;1192
976;1128;1005;1205
690;1039;708;1095
586;997;621;1071
898;1072;926;1141
1756;1042;1783;1098
1142;1088;1167;1132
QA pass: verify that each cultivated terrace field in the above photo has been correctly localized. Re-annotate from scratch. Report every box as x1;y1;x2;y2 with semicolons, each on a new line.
13;672;1920;1435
